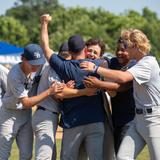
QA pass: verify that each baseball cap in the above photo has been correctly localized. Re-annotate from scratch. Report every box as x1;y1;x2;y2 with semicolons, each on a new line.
68;35;85;53
22;44;46;65
58;42;69;53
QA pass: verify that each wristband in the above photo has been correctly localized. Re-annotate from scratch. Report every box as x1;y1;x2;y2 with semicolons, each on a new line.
93;65;99;74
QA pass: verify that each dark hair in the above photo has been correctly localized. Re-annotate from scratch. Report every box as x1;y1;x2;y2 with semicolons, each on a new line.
117;37;128;49
85;38;106;56
58;42;68;53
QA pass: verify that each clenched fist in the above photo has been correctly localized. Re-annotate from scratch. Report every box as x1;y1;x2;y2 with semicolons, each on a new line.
40;14;52;24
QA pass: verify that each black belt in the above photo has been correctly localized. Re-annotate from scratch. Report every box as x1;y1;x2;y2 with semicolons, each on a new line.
37;106;58;115
135;108;152;114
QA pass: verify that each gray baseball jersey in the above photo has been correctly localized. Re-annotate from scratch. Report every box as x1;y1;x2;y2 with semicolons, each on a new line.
2;63;35;110
118;56;160;160
0;64;9;107
128;56;160;108
32;65;61;160
37;65;61;112
0;63;37;160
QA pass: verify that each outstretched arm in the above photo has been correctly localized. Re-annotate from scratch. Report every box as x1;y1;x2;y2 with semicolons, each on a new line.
21;82;64;108
83;76;120;91
40;14;53;61
54;87;97;99
97;67;133;83
80;61;133;83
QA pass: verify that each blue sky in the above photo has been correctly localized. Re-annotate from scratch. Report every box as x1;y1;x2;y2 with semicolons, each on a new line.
1;0;160;18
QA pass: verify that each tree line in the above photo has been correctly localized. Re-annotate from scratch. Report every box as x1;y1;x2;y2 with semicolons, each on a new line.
0;0;160;59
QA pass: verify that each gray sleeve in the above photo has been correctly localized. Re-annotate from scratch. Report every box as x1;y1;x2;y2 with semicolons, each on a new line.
0;67;9;95
127;59;151;84
8;75;28;98
48;69;61;86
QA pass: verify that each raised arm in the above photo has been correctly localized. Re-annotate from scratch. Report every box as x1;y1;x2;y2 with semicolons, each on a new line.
40;14;53;61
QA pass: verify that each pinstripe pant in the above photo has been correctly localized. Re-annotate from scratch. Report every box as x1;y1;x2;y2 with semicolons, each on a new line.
117;107;160;160
32;109;59;160
0;107;33;160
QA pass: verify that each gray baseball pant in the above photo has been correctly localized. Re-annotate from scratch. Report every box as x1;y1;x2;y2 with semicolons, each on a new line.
0;107;33;160
117;107;160;160
77;119;116;160
60;122;105;160
32;109;59;160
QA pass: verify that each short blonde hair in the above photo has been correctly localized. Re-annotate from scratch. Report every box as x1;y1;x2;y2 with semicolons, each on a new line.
121;29;151;55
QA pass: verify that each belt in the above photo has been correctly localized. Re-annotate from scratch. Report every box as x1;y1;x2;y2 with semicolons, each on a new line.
135;108;152;114
37;106;58;115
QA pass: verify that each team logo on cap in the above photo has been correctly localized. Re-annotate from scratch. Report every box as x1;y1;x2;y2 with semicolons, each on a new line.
34;52;41;59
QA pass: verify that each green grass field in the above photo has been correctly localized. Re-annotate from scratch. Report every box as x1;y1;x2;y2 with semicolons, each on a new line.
10;140;149;160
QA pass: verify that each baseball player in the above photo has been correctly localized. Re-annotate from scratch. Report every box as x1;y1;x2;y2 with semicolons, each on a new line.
0;64;9;107
32;64;62;160
80;29;160;160
0;44;64;160
109;42;136;154
81;38;116;160
32;64;97;160
83;41;136;155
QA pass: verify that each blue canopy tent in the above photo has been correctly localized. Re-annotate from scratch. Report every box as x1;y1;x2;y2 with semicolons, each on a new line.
0;41;24;64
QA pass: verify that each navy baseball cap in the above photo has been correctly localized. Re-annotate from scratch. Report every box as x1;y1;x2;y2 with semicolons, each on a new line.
59;42;69;53
22;44;46;65
68;35;85;53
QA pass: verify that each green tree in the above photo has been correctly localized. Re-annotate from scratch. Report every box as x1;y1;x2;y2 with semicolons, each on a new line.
46;7;111;51
142;7;160;58
6;0;59;43
4;4;160;57
0;16;29;46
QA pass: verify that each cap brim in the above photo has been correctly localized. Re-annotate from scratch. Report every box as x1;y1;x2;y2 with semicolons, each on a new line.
28;58;46;66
